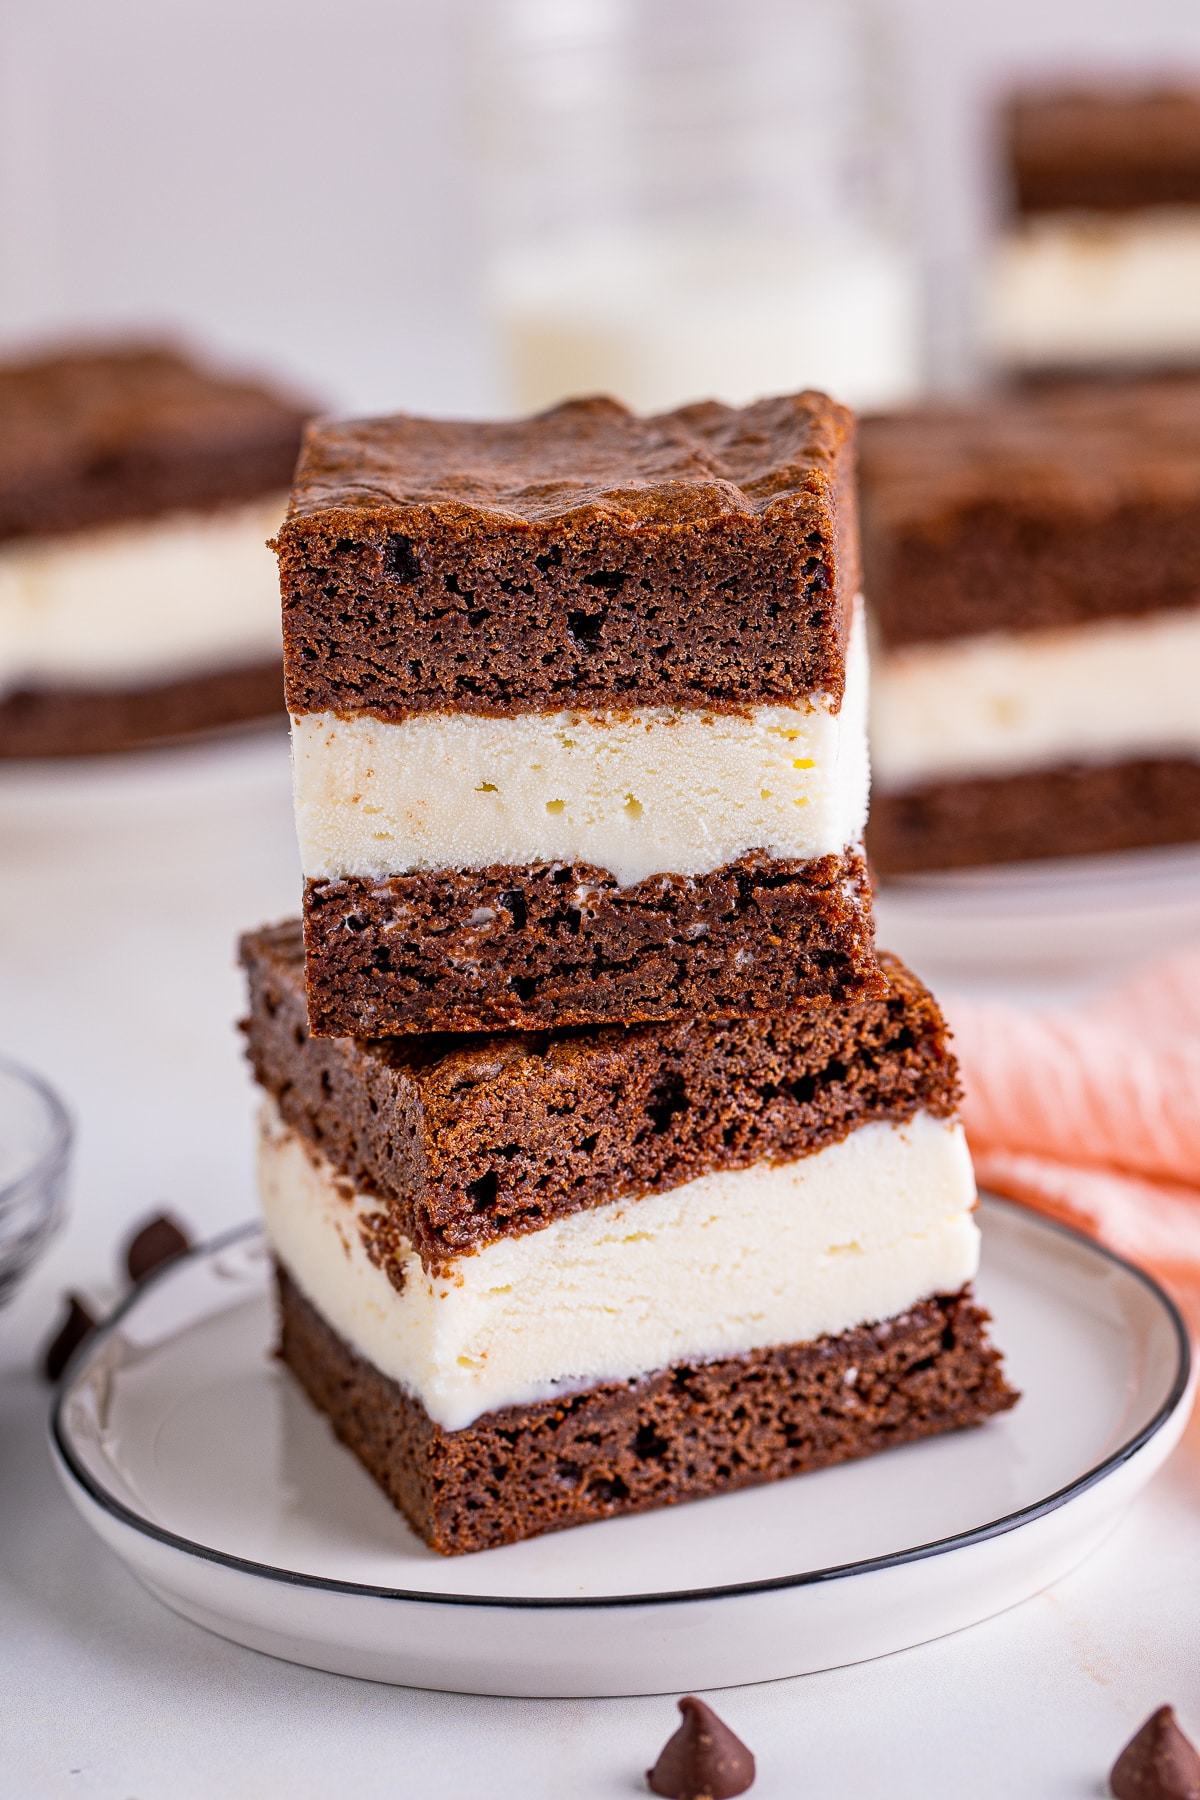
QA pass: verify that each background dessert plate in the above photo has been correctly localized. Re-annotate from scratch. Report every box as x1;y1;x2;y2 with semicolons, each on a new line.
874;842;1200;982
51;1196;1191;1698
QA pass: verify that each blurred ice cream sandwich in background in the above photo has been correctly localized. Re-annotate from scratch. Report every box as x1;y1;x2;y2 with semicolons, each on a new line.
0;340;312;757
987;86;1200;380
860;377;1200;875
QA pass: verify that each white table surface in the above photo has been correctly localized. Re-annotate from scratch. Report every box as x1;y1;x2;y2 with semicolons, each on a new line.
2;730;1199;1800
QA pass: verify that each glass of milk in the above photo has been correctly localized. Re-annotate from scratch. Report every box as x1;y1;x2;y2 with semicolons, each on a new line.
474;0;921;415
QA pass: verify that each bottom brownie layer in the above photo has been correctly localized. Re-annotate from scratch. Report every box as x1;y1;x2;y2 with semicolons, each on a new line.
867;756;1200;874
276;1264;1017;1556
0;659;284;757
302;847;881;1035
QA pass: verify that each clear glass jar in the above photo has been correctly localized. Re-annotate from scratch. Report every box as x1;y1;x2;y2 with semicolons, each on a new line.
0;1054;71;1306
473;0;920;415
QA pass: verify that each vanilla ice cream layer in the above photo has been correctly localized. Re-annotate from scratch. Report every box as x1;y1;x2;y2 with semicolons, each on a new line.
259;1102;978;1431
291;598;868;888
988;209;1200;368
0;494;287;696
871;606;1200;791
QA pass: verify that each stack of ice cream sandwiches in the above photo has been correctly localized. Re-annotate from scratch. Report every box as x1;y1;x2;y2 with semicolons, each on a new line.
242;391;1015;1555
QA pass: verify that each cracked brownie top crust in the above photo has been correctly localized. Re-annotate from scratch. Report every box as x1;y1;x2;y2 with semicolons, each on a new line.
0;341;310;543
276;391;859;720
240;920;956;1268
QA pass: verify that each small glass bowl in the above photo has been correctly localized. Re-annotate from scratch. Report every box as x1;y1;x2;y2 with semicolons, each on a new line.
0;1054;72;1306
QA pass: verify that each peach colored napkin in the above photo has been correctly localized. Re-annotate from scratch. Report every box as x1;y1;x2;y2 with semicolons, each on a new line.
944;946;1200;1307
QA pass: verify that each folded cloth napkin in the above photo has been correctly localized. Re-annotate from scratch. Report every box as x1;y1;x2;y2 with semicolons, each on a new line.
944;945;1200;1305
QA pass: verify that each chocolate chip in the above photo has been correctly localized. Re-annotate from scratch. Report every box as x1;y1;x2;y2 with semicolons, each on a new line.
1111;1706;1200;1799
124;1214;192;1285
647;1696;755;1799
42;1294;98;1382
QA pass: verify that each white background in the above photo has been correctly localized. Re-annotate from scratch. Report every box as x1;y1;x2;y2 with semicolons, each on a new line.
4;0;1200;412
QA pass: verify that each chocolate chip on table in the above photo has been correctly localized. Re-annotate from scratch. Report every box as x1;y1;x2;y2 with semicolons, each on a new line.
41;1212;195;1383
1111;1705;1200;1799
124;1213;193;1285
647;1696;755;1799
42;1294;98;1382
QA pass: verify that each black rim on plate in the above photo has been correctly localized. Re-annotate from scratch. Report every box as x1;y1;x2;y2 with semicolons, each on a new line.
50;1195;1192;1613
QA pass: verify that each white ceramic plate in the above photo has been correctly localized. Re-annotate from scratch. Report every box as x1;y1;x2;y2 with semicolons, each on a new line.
52;1197;1191;1698
874;840;1200;982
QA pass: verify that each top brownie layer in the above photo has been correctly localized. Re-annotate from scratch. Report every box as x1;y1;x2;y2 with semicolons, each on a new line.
1007;88;1200;216
240;920;956;1272
0;342;310;545
860;379;1200;646
276;392;859;720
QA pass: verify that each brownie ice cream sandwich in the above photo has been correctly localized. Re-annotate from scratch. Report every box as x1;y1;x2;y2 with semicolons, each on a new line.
276;392;879;1034
241;921;1014;1555
989;87;1200;378
0;341;309;756
861;379;1200;872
